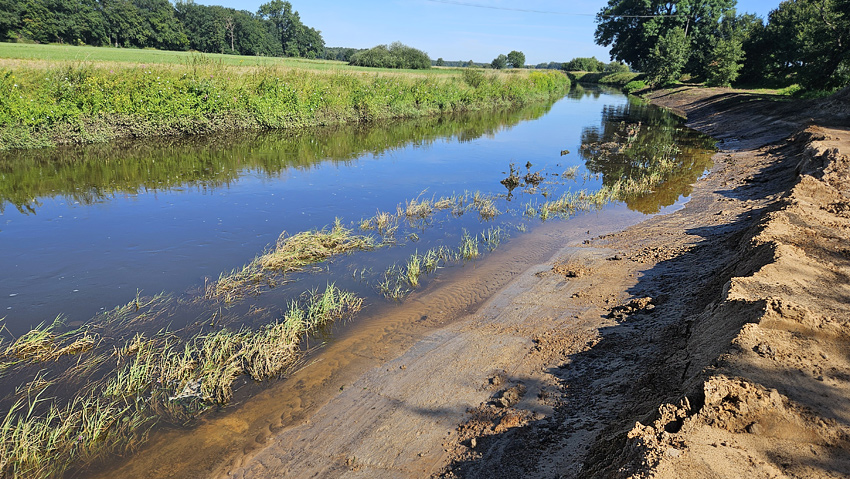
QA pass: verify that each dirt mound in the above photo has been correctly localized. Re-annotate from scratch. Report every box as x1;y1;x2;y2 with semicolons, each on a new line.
606;126;850;478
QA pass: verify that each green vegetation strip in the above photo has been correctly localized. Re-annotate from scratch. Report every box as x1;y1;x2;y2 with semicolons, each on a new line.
0;285;361;479
0;57;569;150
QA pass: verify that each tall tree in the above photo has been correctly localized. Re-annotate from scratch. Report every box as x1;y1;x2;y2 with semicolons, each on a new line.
506;50;525;68
491;54;507;69
0;0;21;41
595;0;735;72
704;12;751;86
133;0;188;50
102;0;147;47
258;0;323;58
644;27;689;85
757;0;849;89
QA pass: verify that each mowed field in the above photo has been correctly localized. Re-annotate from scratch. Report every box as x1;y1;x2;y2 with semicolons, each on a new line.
0;42;465;75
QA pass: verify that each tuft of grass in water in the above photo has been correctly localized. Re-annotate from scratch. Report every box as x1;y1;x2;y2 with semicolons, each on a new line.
459;229;479;261
262;218;375;272
469;191;499;220
360;210;398;241
399;195;433;221
406;251;423;288
481;226;508;252
206;219;374;302
422;246;453;273
562;166;579;180
2;318;98;367
377;265;409;301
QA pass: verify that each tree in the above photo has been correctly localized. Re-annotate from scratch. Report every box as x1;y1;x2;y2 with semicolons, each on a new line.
491;54;507;69
645;27;689;85
224;15;234;51
0;0;21;41
604;61;630;72
436;57;444;66
134;0;188;50
349;42;431;69
506;50;525;68
705;36;744;86
466;59;474;67
102;0;147;47
755;0;850;89
595;0;735;72
704;12;749;86
258;0;324;58
563;56;605;72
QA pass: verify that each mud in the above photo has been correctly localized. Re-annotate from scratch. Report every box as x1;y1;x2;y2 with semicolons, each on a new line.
87;86;850;479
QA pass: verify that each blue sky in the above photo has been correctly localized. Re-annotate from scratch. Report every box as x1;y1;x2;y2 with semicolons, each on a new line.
196;0;782;65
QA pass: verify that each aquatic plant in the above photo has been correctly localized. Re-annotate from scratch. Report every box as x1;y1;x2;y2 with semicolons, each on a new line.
206;219;375;302
459;229;479;261
0;285;362;479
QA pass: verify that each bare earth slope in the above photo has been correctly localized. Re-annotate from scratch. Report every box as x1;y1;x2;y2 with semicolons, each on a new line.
593;88;850;478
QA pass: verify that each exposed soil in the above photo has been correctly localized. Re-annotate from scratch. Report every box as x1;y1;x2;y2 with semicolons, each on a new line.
88;85;850;478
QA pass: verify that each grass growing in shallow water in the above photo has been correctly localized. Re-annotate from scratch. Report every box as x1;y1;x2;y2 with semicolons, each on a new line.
0;285;361;479
207;219;375;302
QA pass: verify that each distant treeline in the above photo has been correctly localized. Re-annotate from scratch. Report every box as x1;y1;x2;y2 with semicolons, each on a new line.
0;0;325;59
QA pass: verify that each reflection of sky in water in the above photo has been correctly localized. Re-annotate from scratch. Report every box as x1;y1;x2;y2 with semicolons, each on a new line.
0;90;712;332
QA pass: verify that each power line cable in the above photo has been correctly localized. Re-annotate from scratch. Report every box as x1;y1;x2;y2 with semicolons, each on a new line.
425;0;689;18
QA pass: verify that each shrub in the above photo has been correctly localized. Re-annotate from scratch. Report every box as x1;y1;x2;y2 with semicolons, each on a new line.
349;42;431;70
623;80;648;94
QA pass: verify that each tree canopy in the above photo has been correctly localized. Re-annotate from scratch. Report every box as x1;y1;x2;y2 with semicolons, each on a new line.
0;0;324;59
348;42;431;69
595;0;849;90
506;50;525;68
491;54;507;70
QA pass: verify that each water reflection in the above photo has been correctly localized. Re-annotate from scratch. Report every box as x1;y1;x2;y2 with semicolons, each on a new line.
0;104;555;215
579;99;715;214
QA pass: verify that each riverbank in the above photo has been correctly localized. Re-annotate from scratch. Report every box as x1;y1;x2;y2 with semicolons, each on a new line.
78;86;850;479
0;56;568;150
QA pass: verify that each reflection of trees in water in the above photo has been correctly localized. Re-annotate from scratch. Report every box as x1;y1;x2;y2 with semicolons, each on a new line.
579;101;715;214
0;101;556;214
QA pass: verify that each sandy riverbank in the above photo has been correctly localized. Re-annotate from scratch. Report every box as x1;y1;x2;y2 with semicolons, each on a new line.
89;85;850;479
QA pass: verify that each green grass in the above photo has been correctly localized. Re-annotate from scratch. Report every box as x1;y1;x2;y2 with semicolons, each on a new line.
0;43;458;75
0;45;570;150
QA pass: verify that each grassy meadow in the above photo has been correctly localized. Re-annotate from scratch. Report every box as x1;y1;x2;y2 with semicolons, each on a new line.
0;43;570;151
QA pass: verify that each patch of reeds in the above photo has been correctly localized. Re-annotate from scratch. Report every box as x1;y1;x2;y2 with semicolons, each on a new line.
481;226;508;252
561;165;579;180
0;284;362;479
459;229;480;261
469;191;500;220
1;319;98;369
206;219;375;302
398;195;434;222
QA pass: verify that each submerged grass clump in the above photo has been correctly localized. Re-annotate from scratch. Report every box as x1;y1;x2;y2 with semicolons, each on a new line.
0;284;361;479
207;219;375;302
